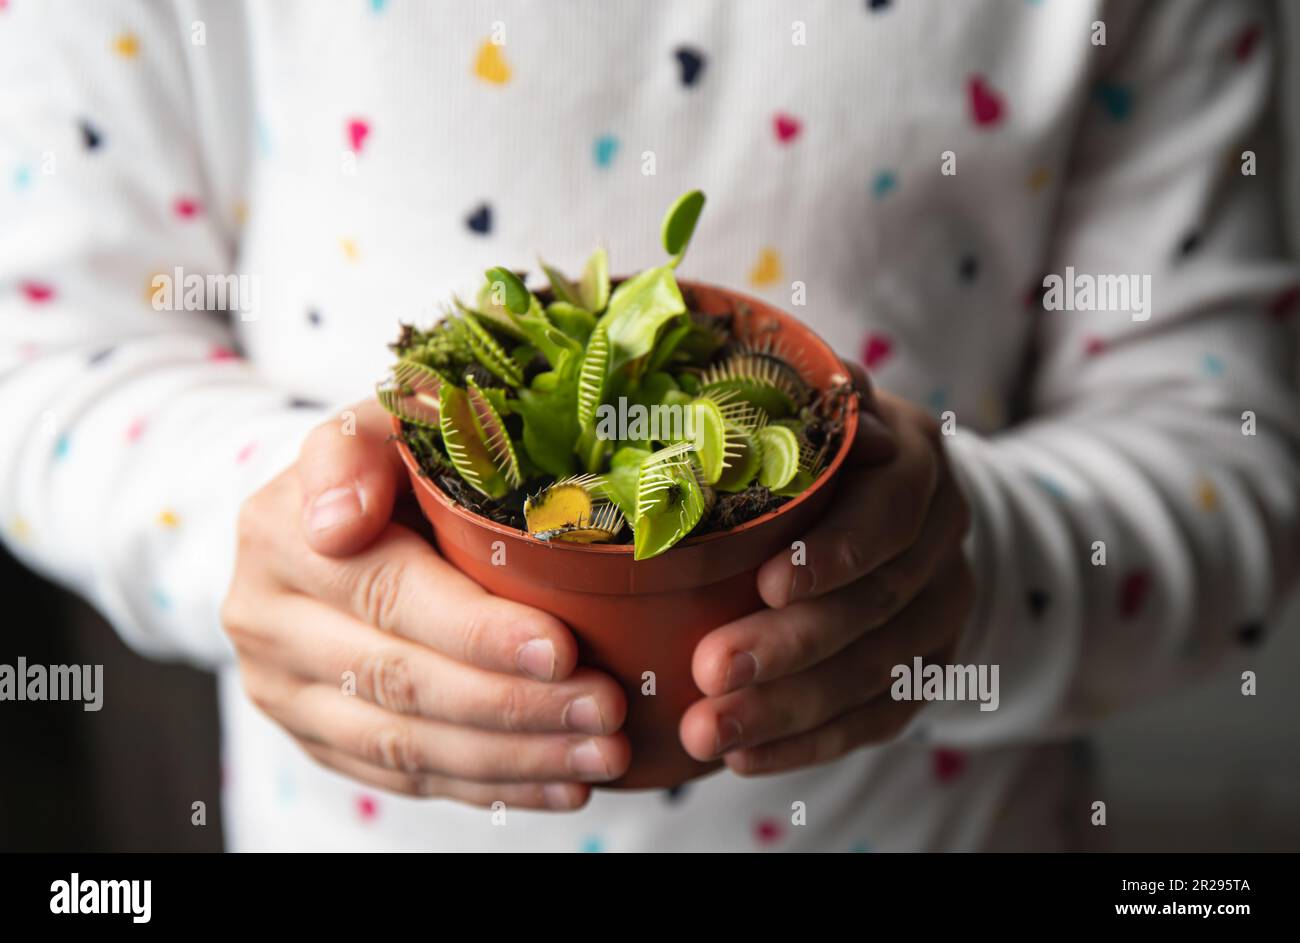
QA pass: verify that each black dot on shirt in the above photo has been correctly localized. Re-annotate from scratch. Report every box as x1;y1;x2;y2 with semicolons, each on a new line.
79;119;103;151
674;46;705;88
868;0;892;10
1236;622;1265;648
306;308;322;326
87;346;115;366
959;254;979;283
664;784;690;804
466;203;493;235
1178;231;1202;257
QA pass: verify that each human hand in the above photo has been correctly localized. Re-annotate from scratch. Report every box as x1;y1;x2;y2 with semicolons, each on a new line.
680;366;974;773
220;400;630;809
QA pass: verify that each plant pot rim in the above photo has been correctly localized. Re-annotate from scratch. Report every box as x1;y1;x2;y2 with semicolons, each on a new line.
392;278;859;557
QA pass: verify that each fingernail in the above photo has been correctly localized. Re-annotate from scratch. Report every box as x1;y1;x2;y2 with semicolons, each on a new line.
785;567;802;605
563;696;605;734
725;652;758;690
543;783;576;809
308;485;363;533
568;740;613;780
714;716;744;755
515;639;556;681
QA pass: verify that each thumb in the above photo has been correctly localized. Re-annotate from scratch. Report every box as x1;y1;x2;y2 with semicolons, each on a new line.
841;358;898;465
297;399;410;557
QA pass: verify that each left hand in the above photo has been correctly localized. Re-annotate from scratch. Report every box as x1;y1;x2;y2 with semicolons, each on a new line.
680;363;975;774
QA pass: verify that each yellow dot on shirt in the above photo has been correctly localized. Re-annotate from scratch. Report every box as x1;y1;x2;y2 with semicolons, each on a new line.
146;273;167;308
234;201;249;226
340;238;359;261
113;32;140;59
1196;478;1219;512
473;40;511;85
10;517;31;542
157;509;180;528
749;247;783;288
1027;167;1051;192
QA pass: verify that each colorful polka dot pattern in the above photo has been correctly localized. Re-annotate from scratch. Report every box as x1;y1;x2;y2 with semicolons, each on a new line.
2;2;1291;854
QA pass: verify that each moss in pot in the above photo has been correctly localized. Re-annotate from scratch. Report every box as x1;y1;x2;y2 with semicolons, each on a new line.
379;191;859;788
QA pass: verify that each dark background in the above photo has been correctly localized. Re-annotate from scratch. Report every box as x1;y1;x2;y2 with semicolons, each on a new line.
0;546;222;851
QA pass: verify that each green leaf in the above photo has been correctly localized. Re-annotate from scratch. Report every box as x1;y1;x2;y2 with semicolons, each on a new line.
699;353;806;418
628;371;679;410
600;446;650;520
461;313;525;387
602;265;686;373
514;384;579;478
376;360;446;429
484;267;531;315
756;424;800;491
456;295;529;343
633;442;705;560
440;384;511;498
713;428;762;492
538;259;583;307
644;320;692;375
547;301;596;343
466;377;522;488
682;398;728;485
577;321;611;430
578;247;610;313
774;468;814;498
661;189;706;262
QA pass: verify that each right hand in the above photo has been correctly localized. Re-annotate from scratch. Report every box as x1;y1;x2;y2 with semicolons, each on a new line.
220;400;630;810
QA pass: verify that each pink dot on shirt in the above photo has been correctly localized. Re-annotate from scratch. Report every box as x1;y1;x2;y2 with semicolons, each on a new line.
356;794;379;822
753;817;785;846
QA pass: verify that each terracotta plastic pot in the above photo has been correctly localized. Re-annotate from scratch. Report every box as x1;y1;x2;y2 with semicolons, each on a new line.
393;281;858;789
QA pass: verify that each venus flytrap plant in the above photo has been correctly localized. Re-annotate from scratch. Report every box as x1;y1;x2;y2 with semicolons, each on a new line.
379;189;841;559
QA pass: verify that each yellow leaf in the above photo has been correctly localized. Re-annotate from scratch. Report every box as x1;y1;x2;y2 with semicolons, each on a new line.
524;483;593;535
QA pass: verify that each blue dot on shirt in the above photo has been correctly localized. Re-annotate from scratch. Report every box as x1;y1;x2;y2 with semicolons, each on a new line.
593;134;620;168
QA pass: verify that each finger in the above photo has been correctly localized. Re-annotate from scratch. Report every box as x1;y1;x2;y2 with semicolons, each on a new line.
695;541;970;698
280;682;632;783
682;566;965;759
283;523;581;681
842;359;897;465
723;689;922;776
295;739;592;811
786;470;967;618
757;407;940;608
297;399;410;558
251;592;625;734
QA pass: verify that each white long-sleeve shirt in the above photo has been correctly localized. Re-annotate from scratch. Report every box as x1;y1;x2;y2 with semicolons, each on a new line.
2;0;1297;851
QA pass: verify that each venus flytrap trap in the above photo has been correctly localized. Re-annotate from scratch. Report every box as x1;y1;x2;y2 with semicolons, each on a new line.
378;190;842;560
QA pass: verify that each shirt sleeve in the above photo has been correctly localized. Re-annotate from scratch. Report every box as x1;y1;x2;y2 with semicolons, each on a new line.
926;0;1300;743
0;0;327;667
